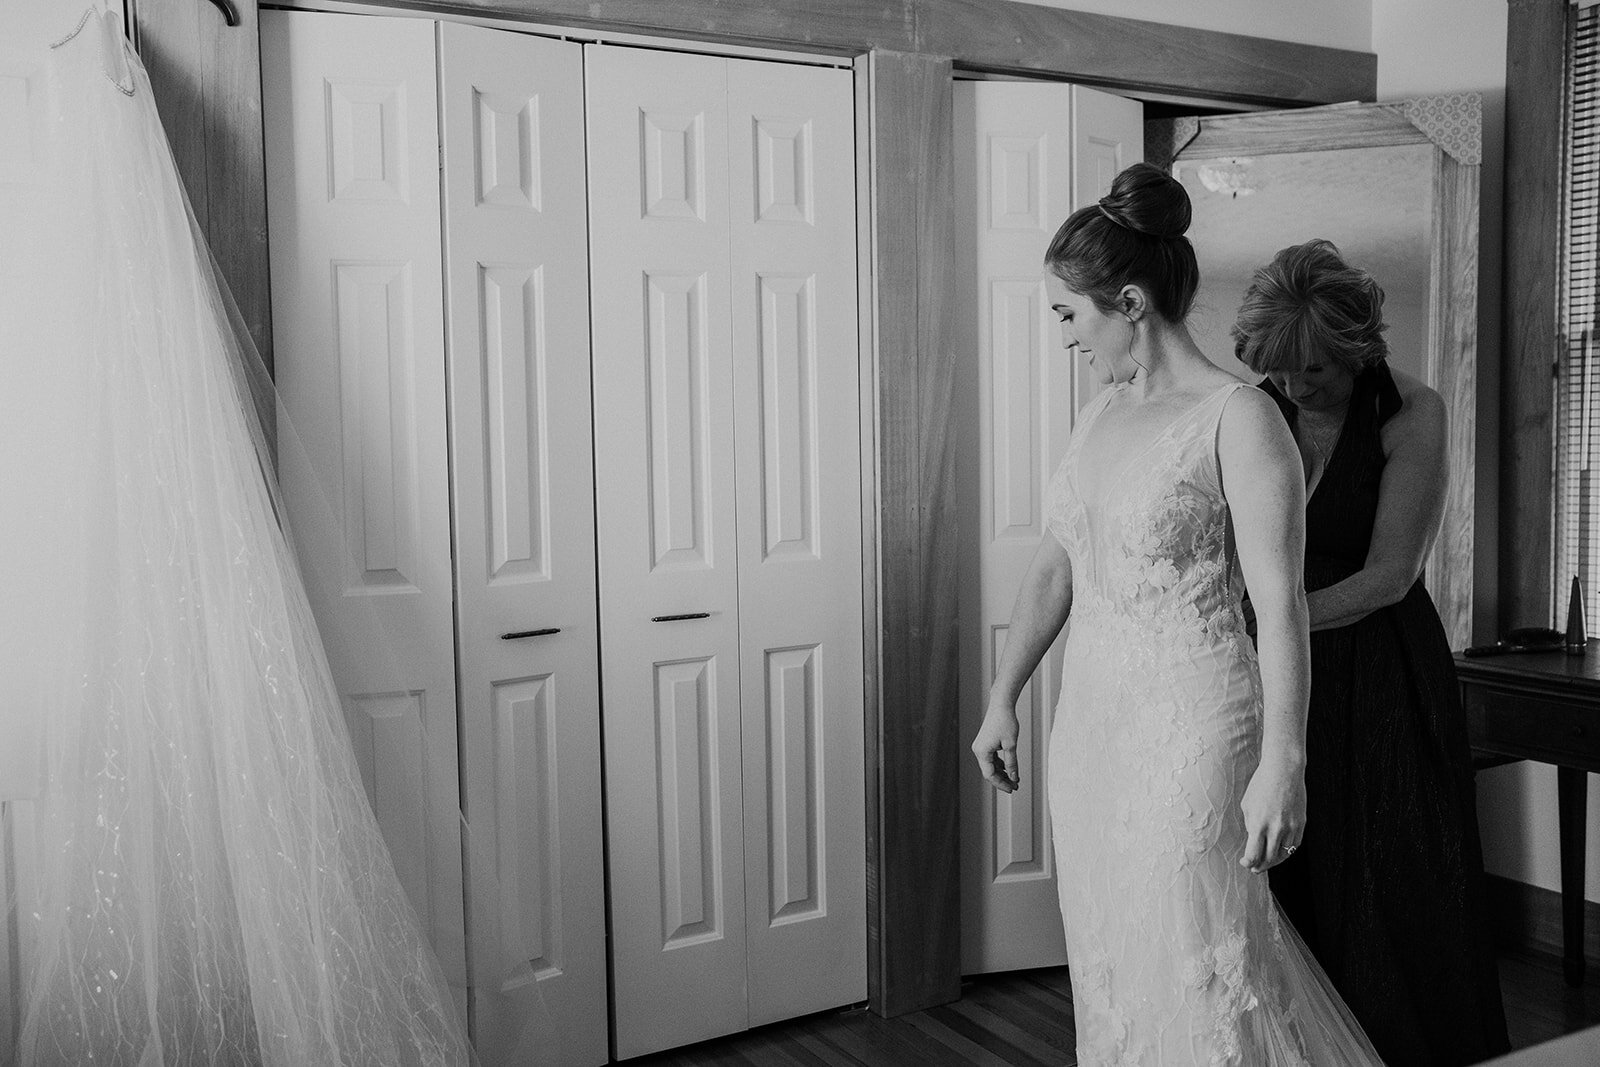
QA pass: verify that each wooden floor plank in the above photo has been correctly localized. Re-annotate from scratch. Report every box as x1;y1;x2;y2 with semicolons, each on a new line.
946;991;1076;1061
616;949;1598;1065
926;1002;1054;1065
741;1033;833;1067
900;1009;1021;1067
790;1027;872;1067
817;1009;974;1067
961;974;1077;1042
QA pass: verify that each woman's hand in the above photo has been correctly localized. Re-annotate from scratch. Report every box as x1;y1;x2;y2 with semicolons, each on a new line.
971;705;1021;794
1239;755;1306;874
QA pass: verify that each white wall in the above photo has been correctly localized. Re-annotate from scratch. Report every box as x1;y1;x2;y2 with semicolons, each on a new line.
1016;0;1371;52
1370;0;1600;904
0;1;86;66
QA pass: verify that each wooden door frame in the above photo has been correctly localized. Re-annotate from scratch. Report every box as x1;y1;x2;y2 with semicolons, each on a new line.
1500;0;1566;632
133;0;1376;1018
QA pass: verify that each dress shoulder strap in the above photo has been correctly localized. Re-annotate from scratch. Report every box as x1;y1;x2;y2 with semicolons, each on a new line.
1194;380;1251;440
1062;384;1123;456
1205;381;1253;485
1080;383;1122;425
49;8;136;98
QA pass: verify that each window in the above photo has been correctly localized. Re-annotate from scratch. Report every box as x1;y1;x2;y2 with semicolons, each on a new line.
1556;2;1600;608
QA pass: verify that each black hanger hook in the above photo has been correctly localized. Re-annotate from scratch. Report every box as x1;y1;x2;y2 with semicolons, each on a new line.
204;0;240;27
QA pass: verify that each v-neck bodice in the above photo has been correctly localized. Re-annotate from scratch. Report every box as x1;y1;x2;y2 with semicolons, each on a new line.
1047;381;1249;634
1260;364;1402;585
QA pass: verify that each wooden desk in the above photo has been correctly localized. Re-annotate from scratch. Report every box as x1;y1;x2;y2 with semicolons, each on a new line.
1457;642;1600;986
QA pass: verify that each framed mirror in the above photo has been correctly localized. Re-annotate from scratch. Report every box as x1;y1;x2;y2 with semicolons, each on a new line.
1151;96;1482;648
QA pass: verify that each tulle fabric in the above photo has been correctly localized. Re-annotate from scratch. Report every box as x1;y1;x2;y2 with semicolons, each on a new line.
2;9;470;1065
1046;383;1381;1065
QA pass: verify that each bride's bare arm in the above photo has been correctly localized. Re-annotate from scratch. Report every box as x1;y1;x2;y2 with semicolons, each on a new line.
971;536;1074;794
1218;386;1310;874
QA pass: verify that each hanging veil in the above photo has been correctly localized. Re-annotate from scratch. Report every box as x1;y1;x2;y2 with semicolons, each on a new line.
1;8;470;1065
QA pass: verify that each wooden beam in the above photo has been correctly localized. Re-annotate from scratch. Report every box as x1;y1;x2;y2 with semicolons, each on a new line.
343;0;1375;106
1176;102;1428;157
131;0;273;369
1501;0;1567;630
913;2;1374;106
861;48;963;1018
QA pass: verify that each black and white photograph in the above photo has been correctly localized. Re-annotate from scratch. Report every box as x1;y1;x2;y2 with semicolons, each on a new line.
0;1;1594;1065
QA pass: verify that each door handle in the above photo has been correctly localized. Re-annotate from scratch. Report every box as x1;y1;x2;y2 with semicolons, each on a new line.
650;613;710;623
501;628;561;640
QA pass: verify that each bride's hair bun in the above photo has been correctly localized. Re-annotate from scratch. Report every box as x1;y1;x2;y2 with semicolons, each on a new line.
1045;162;1200;321
1097;162;1192;239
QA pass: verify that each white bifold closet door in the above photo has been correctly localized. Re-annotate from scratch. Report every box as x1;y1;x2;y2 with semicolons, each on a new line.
261;10;467;999
437;23;607;1067
954;80;1142;976
585;44;866;1060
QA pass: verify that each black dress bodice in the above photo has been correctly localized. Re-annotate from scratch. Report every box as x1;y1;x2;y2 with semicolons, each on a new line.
1265;361;1403;585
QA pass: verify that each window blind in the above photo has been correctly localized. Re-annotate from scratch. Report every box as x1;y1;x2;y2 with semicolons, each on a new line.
1556;3;1600;615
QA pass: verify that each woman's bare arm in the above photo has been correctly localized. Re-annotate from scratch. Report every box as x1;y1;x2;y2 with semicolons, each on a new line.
1219;386;1310;873
971;535;1073;794
1306;387;1447;631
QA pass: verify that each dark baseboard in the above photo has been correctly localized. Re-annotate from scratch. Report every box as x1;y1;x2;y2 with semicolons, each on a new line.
1485;873;1600;969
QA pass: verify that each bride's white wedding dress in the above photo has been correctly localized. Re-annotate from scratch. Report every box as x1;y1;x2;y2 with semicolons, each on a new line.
2;9;469;1065
1046;382;1380;1065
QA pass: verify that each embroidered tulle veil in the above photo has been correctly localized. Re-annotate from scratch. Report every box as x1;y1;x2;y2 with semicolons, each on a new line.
1;8;470;1064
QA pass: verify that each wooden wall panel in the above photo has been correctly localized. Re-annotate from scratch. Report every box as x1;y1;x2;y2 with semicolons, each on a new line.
860;48;962;1018
130;0;272;368
1429;153;1482;650
1501;0;1567;629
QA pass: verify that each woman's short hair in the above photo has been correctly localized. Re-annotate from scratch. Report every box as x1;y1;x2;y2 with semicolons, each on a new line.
1044;162;1200;321
1231;238;1389;377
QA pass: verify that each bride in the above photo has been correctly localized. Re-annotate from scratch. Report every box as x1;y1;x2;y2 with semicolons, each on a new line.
970;163;1381;1065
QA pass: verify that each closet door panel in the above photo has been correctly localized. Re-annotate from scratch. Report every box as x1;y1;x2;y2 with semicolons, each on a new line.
261;10;466;984
726;57;867;1026
954;80;1074;977
585;45;748;1060
954;80;1141;975
438;24;606;1067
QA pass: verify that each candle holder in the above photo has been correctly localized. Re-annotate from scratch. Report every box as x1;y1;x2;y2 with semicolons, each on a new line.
1565;576;1587;654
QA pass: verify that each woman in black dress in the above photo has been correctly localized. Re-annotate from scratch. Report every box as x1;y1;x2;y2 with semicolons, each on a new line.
1232;239;1509;1065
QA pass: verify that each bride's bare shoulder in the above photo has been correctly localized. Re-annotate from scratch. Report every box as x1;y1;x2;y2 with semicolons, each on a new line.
1216;383;1295;455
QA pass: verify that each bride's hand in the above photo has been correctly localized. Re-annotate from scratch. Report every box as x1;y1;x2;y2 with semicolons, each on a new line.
971;706;1021;793
1239;755;1306;874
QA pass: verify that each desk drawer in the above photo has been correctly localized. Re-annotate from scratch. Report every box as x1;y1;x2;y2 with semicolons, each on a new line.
1462;683;1600;771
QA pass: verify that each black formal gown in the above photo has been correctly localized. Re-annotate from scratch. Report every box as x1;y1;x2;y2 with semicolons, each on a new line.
1263;363;1510;1066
